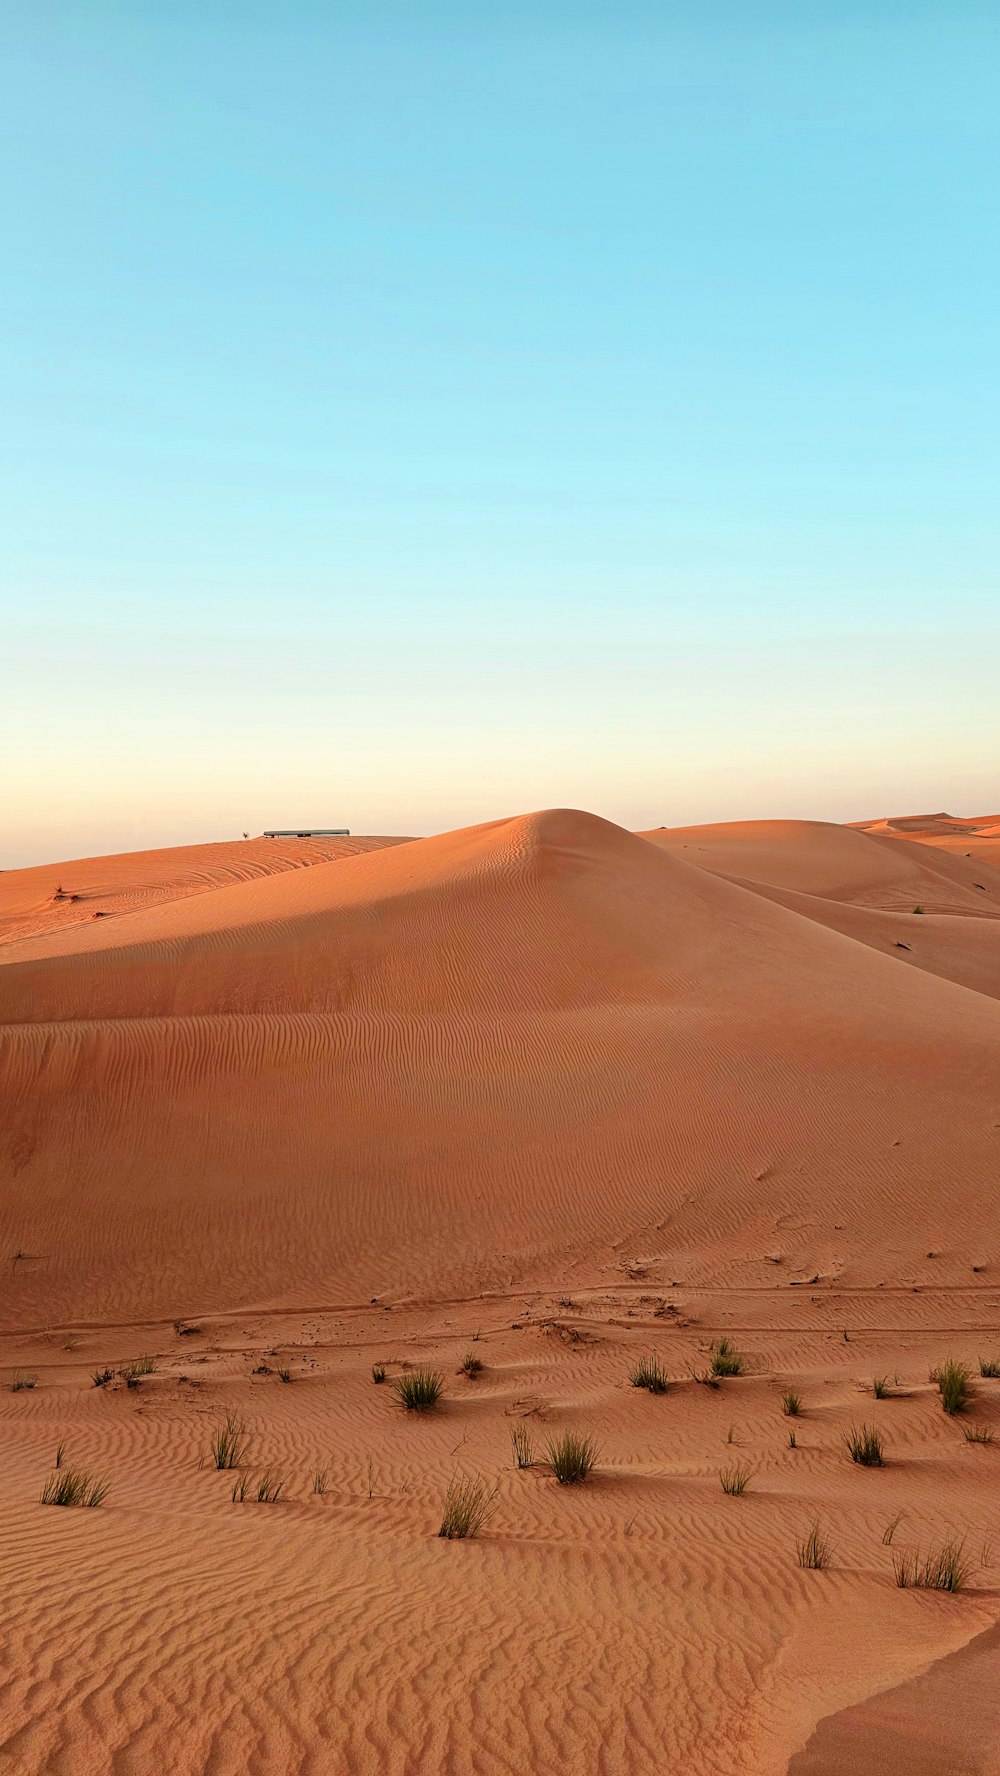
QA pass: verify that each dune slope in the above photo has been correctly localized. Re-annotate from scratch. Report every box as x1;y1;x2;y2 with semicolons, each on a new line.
2;806;999;1327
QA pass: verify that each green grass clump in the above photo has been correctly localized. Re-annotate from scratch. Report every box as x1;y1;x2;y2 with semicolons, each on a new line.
92;1367;114;1388
797;1522;831;1569
845;1423;884;1466
547;1431;598;1484
231;1472;251;1502
978;1356;1000;1379
393;1369;443;1411
276;1365;292;1384
210;1413;248;1470
935;1358;974;1416
719;1462;751;1495
255;1469;284;1502
11;1370;37;1392
510;1424;535;1469
787;1429;797;1449
630;1354;669;1395
41;1467;109;1507
709;1338;745;1378
962;1422;994;1444
120;1354;157;1388
371;1363;387;1384
460;1352;484;1378
438;1475;499;1539
871;1375;894;1399
781;1390;801;1417
894;1539;971;1592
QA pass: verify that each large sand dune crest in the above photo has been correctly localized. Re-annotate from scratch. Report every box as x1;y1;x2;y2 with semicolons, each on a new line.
2;807;999;1327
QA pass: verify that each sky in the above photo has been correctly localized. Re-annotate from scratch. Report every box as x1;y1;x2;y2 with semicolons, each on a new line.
2;1;998;867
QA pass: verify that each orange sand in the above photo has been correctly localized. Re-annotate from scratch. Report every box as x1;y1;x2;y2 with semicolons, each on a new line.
1;811;998;1773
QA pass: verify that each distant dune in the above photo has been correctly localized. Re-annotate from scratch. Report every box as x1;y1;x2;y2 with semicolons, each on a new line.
852;808;1000;875
2;810;999;1774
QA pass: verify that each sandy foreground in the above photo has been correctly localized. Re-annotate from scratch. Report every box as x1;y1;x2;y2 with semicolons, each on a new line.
1;808;999;1775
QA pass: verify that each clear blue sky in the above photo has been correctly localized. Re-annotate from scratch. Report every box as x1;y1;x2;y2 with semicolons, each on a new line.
3;2;998;866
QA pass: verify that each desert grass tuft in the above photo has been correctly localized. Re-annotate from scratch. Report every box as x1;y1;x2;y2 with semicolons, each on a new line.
210;1413;248;1470
787;1429;797;1449
962;1421;994;1444
709;1337;745;1379
871;1375;894;1399
438;1474;499;1539
120;1354;156;1388
255;1469;284;1502
894;1538;971;1592
393;1368;443;1411
460;1352;484;1378
41;1470;78;1506
231;1472;251;1502
92;1367;114;1388
845;1423;884;1466
781;1389;801;1417
630;1354;669;1395
547;1430;598;1484
11;1370;37;1392
41;1467;109;1507
719;1462;752;1495
935;1358;974;1416
276;1365;292;1384
882;1511;904;1545
510;1424;535;1469
797;1522;831;1569
977;1355;1000;1379
313;1468;328;1494
371;1363;387;1384
54;1442;65;1469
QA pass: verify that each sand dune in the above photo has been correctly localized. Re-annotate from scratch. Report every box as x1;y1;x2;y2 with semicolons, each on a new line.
2;808;999;1773
854;810;1000;880
645;814;1000;912
644;815;1000;1000
0;832;411;949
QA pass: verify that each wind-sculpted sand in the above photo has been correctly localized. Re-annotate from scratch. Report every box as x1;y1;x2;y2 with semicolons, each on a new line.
1;809;999;1773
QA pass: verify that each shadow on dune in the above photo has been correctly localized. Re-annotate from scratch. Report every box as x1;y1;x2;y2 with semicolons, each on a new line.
788;1619;1000;1775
